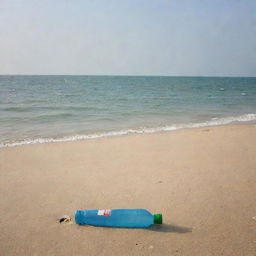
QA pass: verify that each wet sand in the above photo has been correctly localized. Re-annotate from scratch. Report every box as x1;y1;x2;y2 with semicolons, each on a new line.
0;125;256;255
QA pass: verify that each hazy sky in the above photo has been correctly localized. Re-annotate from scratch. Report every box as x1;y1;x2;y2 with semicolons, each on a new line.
0;0;256;76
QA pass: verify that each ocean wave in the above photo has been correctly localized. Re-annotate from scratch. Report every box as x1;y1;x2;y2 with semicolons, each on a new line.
2;107;31;112
1;113;256;148
36;112;74;120
1;105;107;112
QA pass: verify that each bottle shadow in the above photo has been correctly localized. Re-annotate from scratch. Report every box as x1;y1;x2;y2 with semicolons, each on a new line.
149;224;192;233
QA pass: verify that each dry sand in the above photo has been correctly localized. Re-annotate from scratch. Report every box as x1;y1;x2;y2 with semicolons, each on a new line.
0;125;256;256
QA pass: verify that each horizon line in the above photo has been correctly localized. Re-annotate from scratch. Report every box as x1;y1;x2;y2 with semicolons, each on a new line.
0;74;255;78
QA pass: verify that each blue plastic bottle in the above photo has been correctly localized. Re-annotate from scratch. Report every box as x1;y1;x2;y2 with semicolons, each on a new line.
75;209;162;228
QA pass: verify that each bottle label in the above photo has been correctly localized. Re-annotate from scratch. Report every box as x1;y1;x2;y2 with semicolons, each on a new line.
97;209;112;216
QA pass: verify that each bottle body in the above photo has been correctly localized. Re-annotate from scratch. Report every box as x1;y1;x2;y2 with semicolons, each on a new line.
75;209;159;228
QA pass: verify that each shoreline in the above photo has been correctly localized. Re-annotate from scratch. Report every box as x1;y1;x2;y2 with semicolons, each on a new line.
1;125;256;255
1;113;256;149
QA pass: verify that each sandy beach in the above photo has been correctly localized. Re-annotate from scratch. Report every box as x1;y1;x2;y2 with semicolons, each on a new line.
0;125;256;256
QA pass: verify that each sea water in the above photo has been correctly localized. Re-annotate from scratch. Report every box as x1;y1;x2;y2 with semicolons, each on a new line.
0;75;255;148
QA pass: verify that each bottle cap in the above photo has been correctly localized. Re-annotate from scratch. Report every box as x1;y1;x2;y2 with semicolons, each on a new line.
153;214;162;224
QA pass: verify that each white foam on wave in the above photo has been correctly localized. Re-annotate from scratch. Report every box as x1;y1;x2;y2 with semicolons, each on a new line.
1;113;256;148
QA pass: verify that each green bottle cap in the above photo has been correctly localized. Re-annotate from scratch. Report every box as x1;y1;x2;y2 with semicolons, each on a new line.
153;214;162;224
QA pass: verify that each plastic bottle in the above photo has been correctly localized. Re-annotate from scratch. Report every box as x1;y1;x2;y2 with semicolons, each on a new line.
75;209;162;228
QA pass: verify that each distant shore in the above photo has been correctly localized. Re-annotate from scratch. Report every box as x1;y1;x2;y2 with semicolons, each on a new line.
0;125;256;255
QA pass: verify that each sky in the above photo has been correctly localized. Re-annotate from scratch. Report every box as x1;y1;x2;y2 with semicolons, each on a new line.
0;0;256;76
